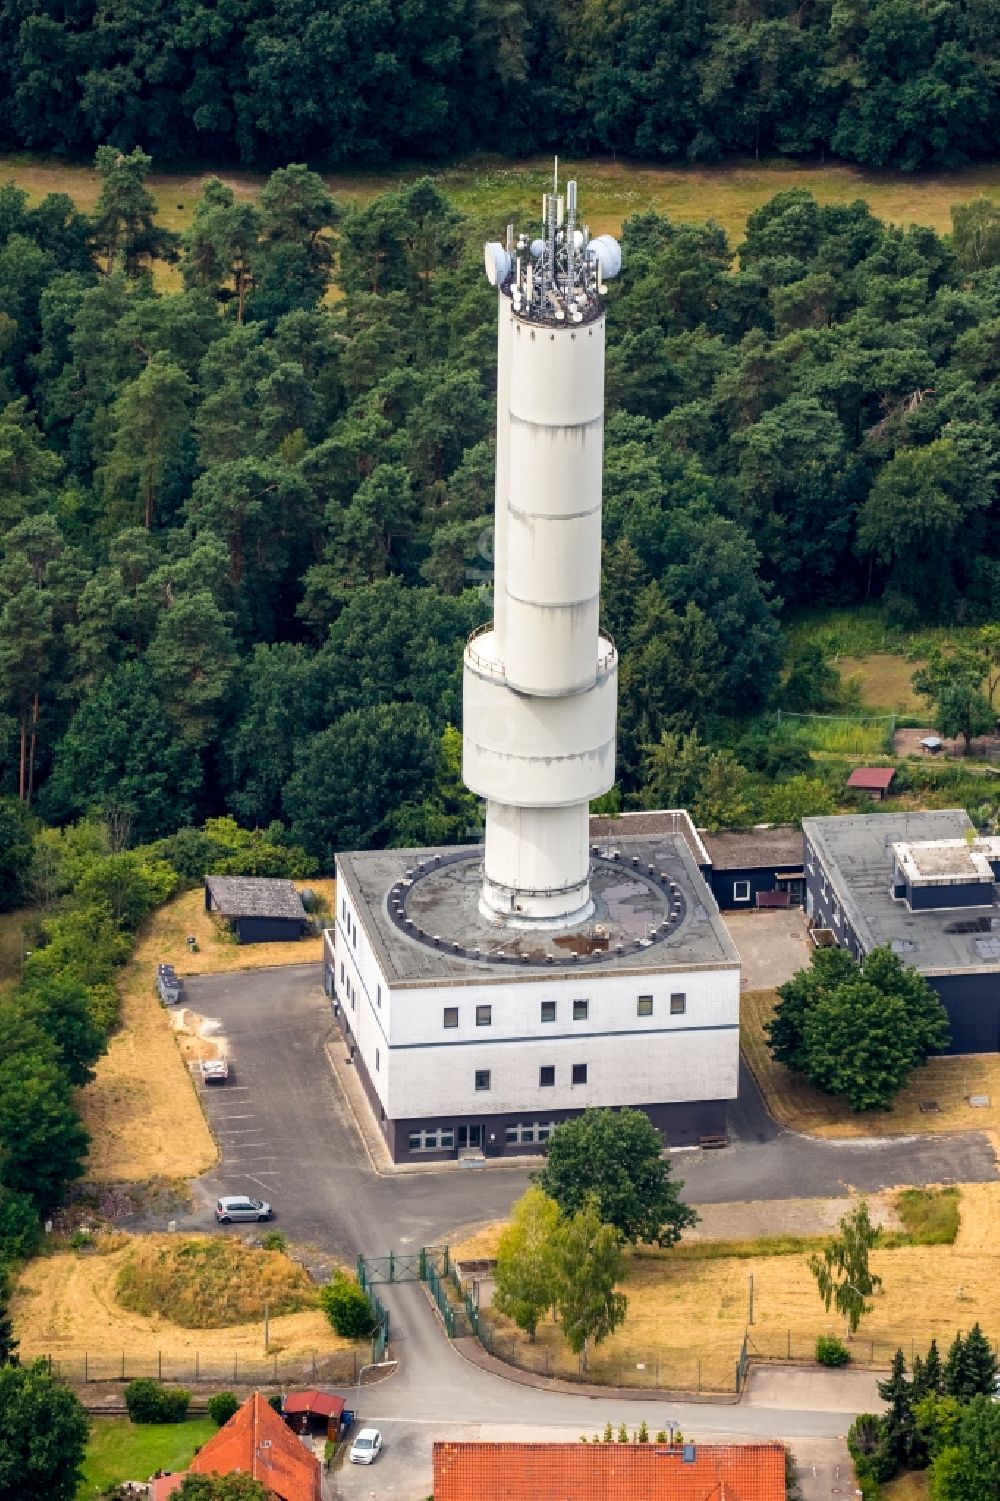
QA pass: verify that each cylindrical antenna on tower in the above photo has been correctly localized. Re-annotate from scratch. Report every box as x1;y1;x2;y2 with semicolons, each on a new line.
566;179;578;296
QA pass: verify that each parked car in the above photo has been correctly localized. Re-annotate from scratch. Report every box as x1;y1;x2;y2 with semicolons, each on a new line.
349;1428;382;1464
201;1058;229;1084
216;1196;272;1223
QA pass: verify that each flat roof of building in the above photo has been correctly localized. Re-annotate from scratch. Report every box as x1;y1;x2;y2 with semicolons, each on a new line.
803;810;1000;975
335;831;739;988
700;825;803;871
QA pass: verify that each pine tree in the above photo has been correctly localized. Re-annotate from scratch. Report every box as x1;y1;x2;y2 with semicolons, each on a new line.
944;1331;965;1398
912;1344;936;1398
960;1323;999;1399
877;1348;913;1469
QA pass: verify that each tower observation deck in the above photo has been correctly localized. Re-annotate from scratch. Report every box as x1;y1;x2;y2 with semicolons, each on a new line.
463;171;622;927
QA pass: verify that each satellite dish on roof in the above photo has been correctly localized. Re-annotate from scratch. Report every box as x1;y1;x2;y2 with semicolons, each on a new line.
484;241;511;287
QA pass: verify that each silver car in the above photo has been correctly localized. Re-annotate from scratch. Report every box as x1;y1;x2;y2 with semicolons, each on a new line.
216;1195;272;1223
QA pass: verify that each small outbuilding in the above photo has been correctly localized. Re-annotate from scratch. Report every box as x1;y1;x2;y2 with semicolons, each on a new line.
282;1389;346;1440
204;876;307;944
847;766;896;800
699;825;805;910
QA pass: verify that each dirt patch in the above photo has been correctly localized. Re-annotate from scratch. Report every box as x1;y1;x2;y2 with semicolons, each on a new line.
894;727;1000;764
11;1234;354;1363
741;986;1000;1140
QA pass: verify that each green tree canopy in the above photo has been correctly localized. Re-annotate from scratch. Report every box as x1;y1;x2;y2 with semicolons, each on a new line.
537;1108;697;1247
0;1359;89;1501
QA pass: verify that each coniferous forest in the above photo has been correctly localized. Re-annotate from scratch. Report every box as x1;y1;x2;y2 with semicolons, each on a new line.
0;147;998;873
1;0;1000;170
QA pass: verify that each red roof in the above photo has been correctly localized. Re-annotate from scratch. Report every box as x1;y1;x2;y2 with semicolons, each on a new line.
283;1389;345;1419
152;1393;321;1501
847;767;896;791
433;1441;787;1501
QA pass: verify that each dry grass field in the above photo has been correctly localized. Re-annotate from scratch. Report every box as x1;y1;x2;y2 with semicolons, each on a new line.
462;1183;1000;1391
741;988;1000;1139
5;152;1000;253
80;879;334;1182
115;1235;319;1328
836;653;925;714
884;1475;930;1500
11;1233;354;1364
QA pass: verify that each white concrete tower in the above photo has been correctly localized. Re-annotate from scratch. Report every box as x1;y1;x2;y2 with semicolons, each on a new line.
463;173;621;927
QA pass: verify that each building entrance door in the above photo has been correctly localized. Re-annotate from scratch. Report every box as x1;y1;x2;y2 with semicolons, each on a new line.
457;1125;482;1149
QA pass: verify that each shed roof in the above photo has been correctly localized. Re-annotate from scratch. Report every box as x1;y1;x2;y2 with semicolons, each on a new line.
283;1389;345;1419
847;767;896;792
433;1441;787;1501
205;875;307;922
700;826;803;871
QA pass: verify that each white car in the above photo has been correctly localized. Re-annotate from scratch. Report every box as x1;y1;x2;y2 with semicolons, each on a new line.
349;1428;382;1464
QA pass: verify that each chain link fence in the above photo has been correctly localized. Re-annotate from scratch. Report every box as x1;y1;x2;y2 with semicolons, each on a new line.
32;1349;361;1386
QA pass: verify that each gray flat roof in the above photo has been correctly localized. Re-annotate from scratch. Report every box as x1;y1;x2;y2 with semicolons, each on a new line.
336;833;739;988
700;826;804;872
803;810;1000;975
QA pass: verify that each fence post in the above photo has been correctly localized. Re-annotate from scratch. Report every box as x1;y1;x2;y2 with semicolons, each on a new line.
388;1250;395;1283
419;1247;427;1280
787;1330;791;1360
158;1351;162;1381
84;1352;88;1383
697;1360;701;1392
312;1351;316;1381
273;1354;277;1382
122;1350;125;1381
234;1353;238;1383
196;1351;200;1382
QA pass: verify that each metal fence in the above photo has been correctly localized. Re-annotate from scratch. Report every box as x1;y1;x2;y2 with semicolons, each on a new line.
31;1349;362;1386
744;1328;999;1368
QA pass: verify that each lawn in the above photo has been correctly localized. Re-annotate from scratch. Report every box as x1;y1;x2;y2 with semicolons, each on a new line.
455;1182;1000;1392
80;879;333;1182
836;654;925;715
7;151;1000;253
741;987;1000;1140
78;1416;215;1498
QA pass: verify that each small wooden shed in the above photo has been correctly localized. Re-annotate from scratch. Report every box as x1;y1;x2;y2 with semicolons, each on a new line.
204;876;307;944
847;766;896;801
282;1389;346;1439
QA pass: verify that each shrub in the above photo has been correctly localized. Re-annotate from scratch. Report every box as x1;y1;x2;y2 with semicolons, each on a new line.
260;1231;287;1252
318;1270;376;1339
207;1391;240;1426
124;1378;191;1423
267;1393;284;1414
817;1335;851;1367
848;1413;895;1484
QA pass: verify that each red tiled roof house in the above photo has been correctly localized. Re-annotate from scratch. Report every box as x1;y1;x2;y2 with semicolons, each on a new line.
433;1440;787;1501
150;1392;321;1501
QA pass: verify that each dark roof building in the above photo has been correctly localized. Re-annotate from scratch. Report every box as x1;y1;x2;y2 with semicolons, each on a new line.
204;875;307;945
803;809;1000;1053
433;1441;787;1501
699;826;804;911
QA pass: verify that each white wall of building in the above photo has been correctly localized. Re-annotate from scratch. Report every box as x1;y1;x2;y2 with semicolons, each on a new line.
331;903;738;1124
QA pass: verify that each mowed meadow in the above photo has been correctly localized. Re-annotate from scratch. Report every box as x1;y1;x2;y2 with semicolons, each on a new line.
7;152;1000;249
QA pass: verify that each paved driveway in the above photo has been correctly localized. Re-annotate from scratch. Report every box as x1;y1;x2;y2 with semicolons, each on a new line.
184;965;997;1248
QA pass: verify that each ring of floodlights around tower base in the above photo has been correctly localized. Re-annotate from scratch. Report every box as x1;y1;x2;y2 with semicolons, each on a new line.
386;849;687;969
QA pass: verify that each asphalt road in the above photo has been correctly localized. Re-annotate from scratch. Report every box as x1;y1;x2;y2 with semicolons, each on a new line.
179;961;995;1495
185;964;997;1256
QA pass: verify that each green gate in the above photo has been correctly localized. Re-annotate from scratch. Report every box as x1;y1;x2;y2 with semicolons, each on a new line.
357;1249;428;1285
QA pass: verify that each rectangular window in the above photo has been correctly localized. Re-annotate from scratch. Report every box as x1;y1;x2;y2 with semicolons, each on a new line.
409;1129;453;1152
537;1122;556;1142
352;925;357;947
539;1065;555;1087
339;962;344;984
439;1130;454;1149
475;1069;491;1091
505;1124;520;1144
572;1063;588;1086
375;1048;380;1072
670;992;686;1015
733;880;751;902
376;984;382;1009
540;1001;556;1023
573;999;589;1020
476;1004;492;1027
443;1006;458;1029
637;995;653;1016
